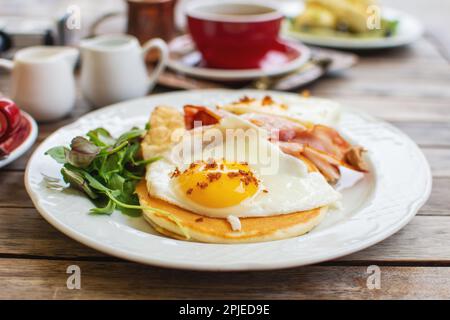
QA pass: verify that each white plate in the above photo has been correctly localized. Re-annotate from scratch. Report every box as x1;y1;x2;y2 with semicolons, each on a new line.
283;7;424;50
167;35;311;81
25;90;431;271
0;112;38;168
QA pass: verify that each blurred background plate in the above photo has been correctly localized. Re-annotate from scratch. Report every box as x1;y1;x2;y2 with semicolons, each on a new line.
283;7;424;50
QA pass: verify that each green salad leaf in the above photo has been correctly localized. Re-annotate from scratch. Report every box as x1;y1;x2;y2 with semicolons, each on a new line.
45;126;159;217
45;146;68;164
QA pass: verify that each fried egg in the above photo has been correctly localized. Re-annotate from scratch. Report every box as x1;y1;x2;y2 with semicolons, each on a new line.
145;114;341;218
218;95;341;126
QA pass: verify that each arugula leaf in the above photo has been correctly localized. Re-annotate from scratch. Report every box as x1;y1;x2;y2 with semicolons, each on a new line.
109;173;126;192
87;128;116;147
124;142;140;165
99;152;123;182
100;140;129;156
115;128;145;146
133;156;161;167
44;126;172;221
61;167;98;199
66;137;100;168
45;146;68;164
81;170;111;193
90;198;115;215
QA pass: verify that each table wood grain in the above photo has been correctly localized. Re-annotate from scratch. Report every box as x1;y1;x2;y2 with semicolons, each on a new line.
0;0;449;299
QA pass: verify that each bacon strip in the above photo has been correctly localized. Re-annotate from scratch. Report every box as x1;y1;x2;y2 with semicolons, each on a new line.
183;105;221;130
244;113;368;183
182;108;368;183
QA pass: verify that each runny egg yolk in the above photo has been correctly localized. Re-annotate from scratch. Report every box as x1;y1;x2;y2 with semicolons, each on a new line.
174;160;259;208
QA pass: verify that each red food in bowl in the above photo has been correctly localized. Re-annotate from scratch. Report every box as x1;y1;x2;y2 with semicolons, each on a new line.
186;1;283;69
0;98;31;157
0;111;8;139
0;98;21;142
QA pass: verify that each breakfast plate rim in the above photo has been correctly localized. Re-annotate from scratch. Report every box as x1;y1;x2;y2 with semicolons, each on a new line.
24;89;432;271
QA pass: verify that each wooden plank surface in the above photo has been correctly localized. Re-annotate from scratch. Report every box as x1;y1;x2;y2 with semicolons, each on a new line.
0;0;449;299
1;208;450;263
0;259;449;299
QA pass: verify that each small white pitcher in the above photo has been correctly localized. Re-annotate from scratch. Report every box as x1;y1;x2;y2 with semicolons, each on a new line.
80;34;168;107
0;46;79;121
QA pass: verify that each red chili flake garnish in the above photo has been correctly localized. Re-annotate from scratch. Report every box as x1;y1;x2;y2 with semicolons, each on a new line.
241;176;251;185
226;168;259;187
238;169;248;176
195;217;204;222
205;159;218;170
170;167;181;178
227;172;240;178
197;181;208;189
207;172;222;183
263;189;269;193
186;188;193;195
189;162;198;170
262;95;274;106
238;96;254;103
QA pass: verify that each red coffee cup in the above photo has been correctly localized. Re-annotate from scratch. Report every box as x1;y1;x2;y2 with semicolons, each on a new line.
186;1;283;69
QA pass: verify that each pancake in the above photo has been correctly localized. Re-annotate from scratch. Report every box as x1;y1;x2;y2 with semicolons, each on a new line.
136;181;328;244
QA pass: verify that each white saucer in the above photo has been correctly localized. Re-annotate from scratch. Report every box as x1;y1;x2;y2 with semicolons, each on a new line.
0;112;38;168
283;7;424;50
167;35;311;81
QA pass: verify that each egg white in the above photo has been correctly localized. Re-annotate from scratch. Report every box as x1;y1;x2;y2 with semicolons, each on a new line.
145;114;341;218
219;96;341;126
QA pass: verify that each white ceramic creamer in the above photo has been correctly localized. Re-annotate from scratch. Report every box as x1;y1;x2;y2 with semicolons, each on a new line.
80;34;168;107
0;46;79;121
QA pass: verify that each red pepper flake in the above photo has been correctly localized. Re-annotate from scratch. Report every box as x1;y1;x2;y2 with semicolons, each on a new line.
238;96;254;103
227;169;259;187
195;217;204;222
207;172;222;183
197;181;208;189
262;95;274;106
227;171;240;178
186;188;193;195
170;167;181;178
205;159;218;170
263;189;269;193
189;162;198;170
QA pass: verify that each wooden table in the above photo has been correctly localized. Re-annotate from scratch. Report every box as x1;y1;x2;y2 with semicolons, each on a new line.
0;0;449;299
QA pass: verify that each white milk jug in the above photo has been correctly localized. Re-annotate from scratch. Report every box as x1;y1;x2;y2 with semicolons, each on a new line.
0;46;78;121
80;34;168;107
